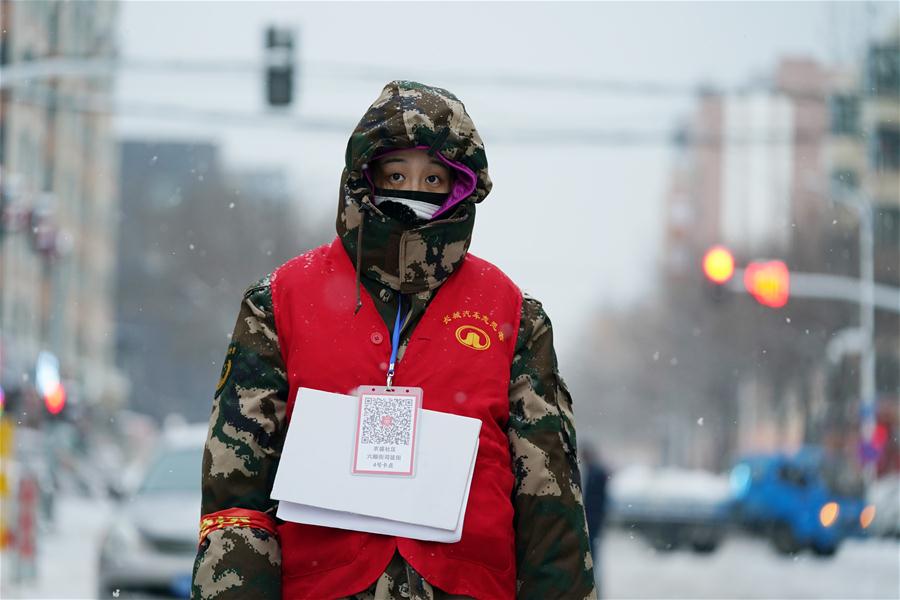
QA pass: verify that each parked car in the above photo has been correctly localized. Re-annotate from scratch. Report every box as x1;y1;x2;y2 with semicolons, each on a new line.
729;446;873;557
98;423;206;599
608;465;732;553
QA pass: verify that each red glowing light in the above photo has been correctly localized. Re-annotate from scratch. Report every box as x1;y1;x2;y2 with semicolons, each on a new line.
44;383;66;416
744;260;790;308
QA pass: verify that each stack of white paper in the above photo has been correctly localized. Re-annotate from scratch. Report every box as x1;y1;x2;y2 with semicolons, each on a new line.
272;387;481;543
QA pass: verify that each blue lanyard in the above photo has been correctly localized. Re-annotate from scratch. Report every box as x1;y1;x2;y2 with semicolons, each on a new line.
386;295;404;389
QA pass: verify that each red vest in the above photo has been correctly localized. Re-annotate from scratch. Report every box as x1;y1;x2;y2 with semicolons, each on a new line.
271;238;522;599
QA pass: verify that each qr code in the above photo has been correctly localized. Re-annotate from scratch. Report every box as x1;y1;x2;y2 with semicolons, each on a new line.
361;396;413;446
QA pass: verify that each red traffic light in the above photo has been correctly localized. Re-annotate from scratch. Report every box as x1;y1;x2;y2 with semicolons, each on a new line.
702;245;735;284
43;383;66;415
744;261;790;308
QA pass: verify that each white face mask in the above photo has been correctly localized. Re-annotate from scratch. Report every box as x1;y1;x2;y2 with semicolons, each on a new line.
373;195;440;220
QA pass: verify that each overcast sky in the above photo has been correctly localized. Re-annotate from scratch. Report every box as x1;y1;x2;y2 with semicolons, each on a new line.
115;1;899;364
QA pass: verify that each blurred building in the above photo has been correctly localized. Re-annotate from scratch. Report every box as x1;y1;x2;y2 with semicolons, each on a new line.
665;59;831;273
662;59;835;466
116;140;226;423
661;26;899;473
775;58;832;271
719;89;795;256
663;91;722;279
863;31;900;280
825;22;900;477
825;25;900;286
232;168;293;206
0;0;127;418
116;140;302;422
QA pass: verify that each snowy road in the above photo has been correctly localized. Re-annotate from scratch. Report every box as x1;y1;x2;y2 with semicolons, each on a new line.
602;527;899;599
2;495;108;599
2;496;898;599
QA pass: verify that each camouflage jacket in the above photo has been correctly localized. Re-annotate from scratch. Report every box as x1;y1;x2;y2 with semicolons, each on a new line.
192;81;595;600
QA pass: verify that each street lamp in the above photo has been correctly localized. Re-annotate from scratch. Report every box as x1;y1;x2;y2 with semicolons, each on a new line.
832;188;877;487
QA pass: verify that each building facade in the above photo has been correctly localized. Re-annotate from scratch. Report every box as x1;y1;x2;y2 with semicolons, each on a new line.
661;28;899;472
833;23;900;476
0;0;125;417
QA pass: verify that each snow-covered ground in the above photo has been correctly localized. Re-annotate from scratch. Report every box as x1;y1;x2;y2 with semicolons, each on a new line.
601;527;900;599
1;494;898;599
2;495;110;599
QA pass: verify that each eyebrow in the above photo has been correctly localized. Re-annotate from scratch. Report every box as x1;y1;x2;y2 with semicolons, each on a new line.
379;157;449;169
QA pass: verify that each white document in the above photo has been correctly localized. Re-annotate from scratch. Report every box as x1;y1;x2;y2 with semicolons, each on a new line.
272;387;481;541
277;438;477;543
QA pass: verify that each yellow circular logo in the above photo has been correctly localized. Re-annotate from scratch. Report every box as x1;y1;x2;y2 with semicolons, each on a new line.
216;359;232;394
455;325;491;351
215;345;236;396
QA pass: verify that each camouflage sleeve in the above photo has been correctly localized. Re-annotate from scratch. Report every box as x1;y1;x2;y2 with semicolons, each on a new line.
192;276;287;600
508;295;596;600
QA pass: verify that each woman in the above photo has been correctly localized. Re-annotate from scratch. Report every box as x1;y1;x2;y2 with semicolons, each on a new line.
192;80;596;600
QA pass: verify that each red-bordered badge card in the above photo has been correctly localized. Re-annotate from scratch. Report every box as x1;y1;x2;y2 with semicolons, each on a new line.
352;386;422;476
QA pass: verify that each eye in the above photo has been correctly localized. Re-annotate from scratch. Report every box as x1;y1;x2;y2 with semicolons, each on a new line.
425;175;441;185
389;173;405;182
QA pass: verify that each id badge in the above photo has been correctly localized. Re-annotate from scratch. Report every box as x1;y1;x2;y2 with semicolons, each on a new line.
352;386;422;476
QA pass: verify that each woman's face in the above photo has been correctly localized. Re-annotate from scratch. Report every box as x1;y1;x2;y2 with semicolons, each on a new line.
371;148;452;194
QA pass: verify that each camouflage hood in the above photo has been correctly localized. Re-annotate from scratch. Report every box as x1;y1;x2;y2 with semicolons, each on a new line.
336;80;492;295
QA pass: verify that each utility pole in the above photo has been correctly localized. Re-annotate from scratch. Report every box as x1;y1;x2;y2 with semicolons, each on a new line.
834;191;877;487
712;212;894;488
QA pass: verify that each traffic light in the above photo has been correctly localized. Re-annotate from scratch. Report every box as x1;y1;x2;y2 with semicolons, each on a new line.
744;260;790;308
43;383;66;416
265;26;295;107
702;245;735;284
35;351;66;416
701;245;735;303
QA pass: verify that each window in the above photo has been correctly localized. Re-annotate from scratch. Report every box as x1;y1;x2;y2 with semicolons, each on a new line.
873;126;900;171
866;44;900;97
777;464;809;488
149;175;183;212
0;24;7;66
875;206;900;246
139;447;203;494
876;354;899;397
830;169;859;195
820;457;864;498
829;95;859;135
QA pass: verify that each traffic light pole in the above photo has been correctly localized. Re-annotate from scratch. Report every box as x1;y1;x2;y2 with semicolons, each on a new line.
721;193;890;486
725;269;899;313
836;192;877;487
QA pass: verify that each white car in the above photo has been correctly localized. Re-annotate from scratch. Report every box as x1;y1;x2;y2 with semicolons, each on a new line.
608;465;733;552
98;424;207;599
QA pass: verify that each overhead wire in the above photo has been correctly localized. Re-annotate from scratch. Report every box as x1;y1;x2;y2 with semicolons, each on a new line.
4;80;839;148
1;56;828;101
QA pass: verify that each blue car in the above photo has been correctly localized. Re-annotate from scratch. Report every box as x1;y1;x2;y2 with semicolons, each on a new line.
728;447;873;556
